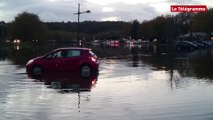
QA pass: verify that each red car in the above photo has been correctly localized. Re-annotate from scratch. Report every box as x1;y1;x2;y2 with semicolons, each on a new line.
26;47;99;77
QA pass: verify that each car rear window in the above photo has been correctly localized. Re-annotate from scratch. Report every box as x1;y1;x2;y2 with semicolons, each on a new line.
67;50;81;57
89;51;95;55
89;50;97;57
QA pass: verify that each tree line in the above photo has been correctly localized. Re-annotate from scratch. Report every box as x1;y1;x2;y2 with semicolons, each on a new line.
1;8;213;43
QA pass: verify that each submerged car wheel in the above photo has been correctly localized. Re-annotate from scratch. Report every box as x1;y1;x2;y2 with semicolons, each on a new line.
32;66;43;76
81;65;91;78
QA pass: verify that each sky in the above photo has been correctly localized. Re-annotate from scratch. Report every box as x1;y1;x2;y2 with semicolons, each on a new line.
0;0;213;22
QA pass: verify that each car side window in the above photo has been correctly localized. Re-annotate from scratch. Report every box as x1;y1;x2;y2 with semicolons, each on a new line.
46;52;57;59
67;50;81;57
53;51;62;58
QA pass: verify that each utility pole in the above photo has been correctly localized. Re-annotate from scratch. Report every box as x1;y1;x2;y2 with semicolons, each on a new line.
0;21;5;41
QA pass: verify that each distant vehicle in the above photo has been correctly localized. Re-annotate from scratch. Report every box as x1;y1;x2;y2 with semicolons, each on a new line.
141;40;151;46
200;41;212;48
13;39;21;44
26;47;99;78
175;41;198;51
193;41;205;48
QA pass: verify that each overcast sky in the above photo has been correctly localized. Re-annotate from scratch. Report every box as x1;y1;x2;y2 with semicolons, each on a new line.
0;0;213;22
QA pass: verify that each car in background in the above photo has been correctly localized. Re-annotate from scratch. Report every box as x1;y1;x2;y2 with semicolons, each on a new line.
175;41;198;51
26;47;99;78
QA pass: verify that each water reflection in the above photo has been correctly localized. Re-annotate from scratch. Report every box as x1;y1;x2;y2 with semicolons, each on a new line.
29;73;98;93
14;45;20;51
0;47;11;61
27;73;98;113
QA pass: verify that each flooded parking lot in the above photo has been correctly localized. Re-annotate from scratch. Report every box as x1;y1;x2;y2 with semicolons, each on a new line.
1;44;213;120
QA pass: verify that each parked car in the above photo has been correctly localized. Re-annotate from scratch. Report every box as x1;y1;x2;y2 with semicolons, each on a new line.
26;47;99;78
200;40;212;48
175;41;198;51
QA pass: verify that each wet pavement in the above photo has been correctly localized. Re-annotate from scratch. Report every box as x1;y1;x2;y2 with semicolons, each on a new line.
1;45;213;120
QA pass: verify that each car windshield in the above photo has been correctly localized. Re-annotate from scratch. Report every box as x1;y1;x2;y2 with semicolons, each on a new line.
45;50;63;59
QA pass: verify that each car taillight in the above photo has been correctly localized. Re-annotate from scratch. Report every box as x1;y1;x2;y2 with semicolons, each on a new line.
91;56;97;62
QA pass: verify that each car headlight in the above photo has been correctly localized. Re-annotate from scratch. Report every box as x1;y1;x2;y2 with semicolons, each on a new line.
26;59;34;65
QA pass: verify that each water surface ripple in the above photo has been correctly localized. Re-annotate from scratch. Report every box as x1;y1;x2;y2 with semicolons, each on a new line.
1;54;213;120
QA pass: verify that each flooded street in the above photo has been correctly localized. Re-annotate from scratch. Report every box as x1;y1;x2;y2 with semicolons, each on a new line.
1;44;213;120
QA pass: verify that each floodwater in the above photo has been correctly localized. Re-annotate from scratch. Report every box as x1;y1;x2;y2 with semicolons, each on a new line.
1;43;213;120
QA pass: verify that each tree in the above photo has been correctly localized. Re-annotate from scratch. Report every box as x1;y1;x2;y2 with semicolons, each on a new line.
174;12;196;35
131;20;139;40
139;15;178;43
0;21;5;40
9;12;48;42
191;8;213;34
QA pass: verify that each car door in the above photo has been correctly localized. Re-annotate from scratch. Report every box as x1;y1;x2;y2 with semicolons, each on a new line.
44;50;67;71
52;49;71;71
44;49;82;71
65;49;82;71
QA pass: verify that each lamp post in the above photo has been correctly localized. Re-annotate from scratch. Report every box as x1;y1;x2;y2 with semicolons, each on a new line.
74;3;91;43
0;21;5;41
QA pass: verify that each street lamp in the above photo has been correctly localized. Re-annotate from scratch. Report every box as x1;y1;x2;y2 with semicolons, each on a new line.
0;21;5;41
74;3;91;43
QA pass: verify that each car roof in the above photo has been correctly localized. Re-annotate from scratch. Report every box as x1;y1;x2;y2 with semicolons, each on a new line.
43;47;91;56
55;47;91;51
